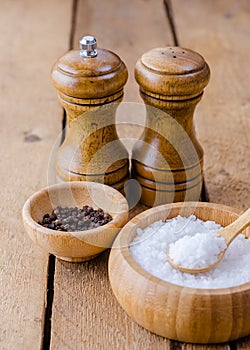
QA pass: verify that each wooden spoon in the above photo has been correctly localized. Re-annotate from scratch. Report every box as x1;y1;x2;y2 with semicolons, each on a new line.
168;208;250;274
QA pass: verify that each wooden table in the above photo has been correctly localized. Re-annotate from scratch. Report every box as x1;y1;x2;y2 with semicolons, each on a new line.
1;1;249;349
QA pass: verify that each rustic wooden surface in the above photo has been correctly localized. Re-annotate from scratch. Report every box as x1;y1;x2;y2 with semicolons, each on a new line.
0;1;71;349
1;0;250;349
172;0;250;210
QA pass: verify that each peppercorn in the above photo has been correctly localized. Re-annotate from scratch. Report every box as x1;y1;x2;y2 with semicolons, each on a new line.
38;205;113;232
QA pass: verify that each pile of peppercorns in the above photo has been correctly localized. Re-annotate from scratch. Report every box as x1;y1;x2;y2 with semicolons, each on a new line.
38;205;113;231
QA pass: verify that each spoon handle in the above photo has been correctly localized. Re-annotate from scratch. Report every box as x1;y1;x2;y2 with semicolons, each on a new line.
219;208;250;245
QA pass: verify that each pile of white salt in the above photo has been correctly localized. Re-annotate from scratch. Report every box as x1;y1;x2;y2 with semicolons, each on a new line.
168;231;227;269
130;215;250;289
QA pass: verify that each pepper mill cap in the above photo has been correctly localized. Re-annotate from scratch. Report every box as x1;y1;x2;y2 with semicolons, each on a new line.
135;47;210;100
51;36;128;99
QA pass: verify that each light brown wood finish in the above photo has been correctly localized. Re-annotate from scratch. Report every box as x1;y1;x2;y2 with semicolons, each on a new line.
49;1;245;349
22;182;128;262
73;0;173;104
50;1;174;349
0;0;246;349
172;1;250;348
218;207;250;245
51;42;130;190
132;47;210;206
109;202;250;344
51;251;171;350
73;0;174;151
172;0;250;211
0;0;72;348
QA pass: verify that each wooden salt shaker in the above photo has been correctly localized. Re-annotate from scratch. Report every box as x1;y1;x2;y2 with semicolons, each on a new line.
51;36;129;191
132;47;210;206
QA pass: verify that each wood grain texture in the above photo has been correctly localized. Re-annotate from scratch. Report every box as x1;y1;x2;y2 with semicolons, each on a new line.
73;0;173;103
172;0;250;210
109;202;250;344
132;46;210;205
219;207;250;245
51;251;172;350
50;0;248;349
50;1;173;349
0;0;72;349
171;1;250;347
22;182;129;262
51;48;128;100
51;44;130;189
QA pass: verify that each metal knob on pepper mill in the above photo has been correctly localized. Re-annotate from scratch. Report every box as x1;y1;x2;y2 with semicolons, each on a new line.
51;36;129;191
132;47;210;206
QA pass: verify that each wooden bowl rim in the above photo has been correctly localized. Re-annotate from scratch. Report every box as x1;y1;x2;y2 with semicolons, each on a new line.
114;201;250;296
22;181;129;238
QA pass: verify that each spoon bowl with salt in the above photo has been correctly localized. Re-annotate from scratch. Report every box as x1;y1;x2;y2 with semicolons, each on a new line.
167;208;250;274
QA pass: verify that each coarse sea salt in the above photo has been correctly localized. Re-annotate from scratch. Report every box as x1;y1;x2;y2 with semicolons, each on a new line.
130;215;250;289
168;231;227;269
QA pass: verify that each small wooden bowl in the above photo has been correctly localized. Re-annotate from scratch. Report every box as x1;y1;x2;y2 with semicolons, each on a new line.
23;181;129;262
109;202;250;343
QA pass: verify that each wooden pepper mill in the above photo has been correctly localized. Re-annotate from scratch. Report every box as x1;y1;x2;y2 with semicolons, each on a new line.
51;36;129;191
132;47;210;206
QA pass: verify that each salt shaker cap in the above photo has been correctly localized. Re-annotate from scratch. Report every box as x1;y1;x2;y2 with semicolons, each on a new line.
135;47;210;99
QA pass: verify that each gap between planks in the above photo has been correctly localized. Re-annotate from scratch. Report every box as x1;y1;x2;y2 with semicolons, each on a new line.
42;1;79;349
51;0;175;349
42;255;56;350
0;1;71;349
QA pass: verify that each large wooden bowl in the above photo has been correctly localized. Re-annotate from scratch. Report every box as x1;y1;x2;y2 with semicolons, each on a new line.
109;202;250;343
23;181;128;262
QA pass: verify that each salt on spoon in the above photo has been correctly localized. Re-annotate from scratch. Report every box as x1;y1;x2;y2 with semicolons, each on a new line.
167;208;250;274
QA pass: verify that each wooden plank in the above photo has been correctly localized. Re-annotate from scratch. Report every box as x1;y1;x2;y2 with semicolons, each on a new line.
50;1;174;349
171;0;250;348
172;0;250;211
0;0;72;349
51;251;171;350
